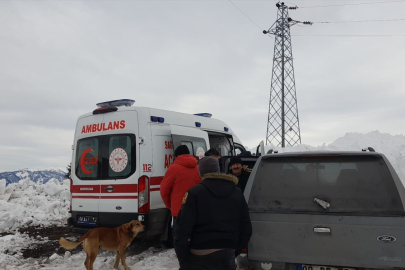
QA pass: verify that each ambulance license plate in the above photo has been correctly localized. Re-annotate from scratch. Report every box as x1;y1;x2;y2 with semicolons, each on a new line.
300;265;355;270
77;216;97;225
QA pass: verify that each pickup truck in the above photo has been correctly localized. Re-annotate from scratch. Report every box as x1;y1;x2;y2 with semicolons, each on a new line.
233;148;405;270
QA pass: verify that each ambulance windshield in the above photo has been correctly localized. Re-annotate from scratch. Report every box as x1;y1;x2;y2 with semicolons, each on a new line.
75;134;136;180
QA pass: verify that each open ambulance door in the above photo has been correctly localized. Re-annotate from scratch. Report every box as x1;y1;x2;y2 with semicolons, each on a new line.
256;140;265;157
170;125;210;159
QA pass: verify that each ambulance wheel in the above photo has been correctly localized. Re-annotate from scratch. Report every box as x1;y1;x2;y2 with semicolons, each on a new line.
163;217;174;248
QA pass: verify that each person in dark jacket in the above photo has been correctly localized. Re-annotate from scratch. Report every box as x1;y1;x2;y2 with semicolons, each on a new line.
174;156;252;270
229;156;251;193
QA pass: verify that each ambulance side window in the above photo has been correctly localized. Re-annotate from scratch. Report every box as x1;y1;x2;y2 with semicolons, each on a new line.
76;138;100;179
193;141;207;158
180;141;207;156
173;135;207;158
181;141;193;155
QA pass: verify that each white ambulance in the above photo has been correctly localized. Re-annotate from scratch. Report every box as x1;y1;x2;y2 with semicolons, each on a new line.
67;99;246;236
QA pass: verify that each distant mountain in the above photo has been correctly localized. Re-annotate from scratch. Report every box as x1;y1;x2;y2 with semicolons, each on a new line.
0;169;67;186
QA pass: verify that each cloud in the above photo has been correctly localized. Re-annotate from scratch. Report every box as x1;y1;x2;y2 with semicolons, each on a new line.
0;0;404;171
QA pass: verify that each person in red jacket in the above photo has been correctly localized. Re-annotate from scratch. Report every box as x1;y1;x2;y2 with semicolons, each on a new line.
160;145;201;221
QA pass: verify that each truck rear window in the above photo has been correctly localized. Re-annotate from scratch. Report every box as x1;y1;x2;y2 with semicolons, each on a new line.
249;155;404;216
75;134;136;180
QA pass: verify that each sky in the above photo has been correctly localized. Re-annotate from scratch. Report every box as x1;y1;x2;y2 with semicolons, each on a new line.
1;0;405;172
0;131;405;269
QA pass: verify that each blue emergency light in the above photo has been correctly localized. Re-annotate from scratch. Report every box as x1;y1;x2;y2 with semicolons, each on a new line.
194;113;212;118
151;116;165;123
96;99;135;108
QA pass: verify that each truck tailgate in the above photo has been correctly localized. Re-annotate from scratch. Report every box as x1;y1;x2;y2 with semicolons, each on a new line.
249;213;405;269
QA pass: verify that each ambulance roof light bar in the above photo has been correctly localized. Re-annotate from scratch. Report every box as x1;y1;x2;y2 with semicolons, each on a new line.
194;113;212;118
96;99;135;108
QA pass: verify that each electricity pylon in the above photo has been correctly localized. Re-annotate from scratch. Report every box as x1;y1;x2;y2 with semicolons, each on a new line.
264;2;301;147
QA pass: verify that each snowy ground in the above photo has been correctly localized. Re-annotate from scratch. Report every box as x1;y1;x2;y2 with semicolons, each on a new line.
0;131;404;269
0;178;180;270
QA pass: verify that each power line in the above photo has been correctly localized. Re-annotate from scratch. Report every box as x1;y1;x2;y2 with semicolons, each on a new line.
228;0;273;38
299;0;405;8
315;18;405;23
227;0;263;30
292;34;405;37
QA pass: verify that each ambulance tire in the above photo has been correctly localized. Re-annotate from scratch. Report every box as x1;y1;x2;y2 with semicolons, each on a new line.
163;217;174;248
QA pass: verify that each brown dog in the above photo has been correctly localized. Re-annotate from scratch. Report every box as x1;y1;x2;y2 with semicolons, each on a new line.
59;220;145;270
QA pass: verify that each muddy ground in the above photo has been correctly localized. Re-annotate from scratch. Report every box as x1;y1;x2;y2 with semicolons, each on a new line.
0;225;163;259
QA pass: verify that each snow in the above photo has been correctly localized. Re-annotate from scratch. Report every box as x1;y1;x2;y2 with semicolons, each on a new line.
260;131;405;182
0;131;404;269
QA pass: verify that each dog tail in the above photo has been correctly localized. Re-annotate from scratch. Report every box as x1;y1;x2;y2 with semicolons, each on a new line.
59;230;92;250
59;237;82;250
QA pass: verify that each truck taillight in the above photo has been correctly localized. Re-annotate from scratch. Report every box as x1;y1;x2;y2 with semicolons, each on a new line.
241;247;248;254
138;176;150;213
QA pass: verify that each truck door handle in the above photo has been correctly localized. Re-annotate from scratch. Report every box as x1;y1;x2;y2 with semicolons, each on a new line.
314;227;331;233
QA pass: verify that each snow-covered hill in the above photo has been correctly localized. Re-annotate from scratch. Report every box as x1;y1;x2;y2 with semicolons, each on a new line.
260;131;405;182
0;169;67;186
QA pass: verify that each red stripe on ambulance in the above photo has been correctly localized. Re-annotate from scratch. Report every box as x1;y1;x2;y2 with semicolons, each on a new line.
100;196;138;199
72;196;138;199
71;185;100;193
150;176;163;185
72;196;100;199
101;184;137;193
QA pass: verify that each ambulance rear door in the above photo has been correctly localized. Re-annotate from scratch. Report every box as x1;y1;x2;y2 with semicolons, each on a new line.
97;110;139;227
170;125;210;159
72;113;104;228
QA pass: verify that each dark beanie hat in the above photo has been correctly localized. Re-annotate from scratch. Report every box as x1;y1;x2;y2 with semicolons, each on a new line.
229;156;243;167
205;148;220;157
198;156;220;176
174;145;190;157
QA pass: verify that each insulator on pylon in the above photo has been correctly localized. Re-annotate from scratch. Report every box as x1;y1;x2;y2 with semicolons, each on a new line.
287;17;292;22
263;30;269;34
276;3;280;7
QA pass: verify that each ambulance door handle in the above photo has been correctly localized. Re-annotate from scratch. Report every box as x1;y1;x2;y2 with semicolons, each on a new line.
314;227;331;233
105;186;115;192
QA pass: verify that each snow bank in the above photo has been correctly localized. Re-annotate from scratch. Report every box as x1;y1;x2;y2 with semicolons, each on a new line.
0;178;70;233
